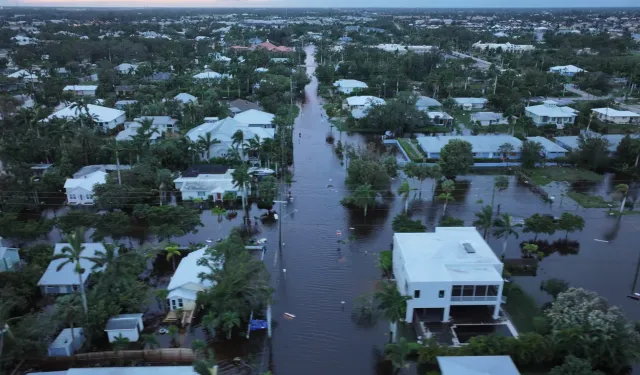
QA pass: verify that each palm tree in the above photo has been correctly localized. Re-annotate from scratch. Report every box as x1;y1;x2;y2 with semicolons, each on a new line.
202;311;218;336
397;180;411;213
375;281;412;343
112;334;130;352
102;139;125;185
165;245;181;271
385;337;410;374
232;129;245;156
211;207;227;223
438;179;455;216
231;164;253;211
53;295;84;351
193;348;217;375
353;184;377;216
87;243;120;272
244;134;262;162
168;325;180;347
141;333;160;349
473;205;494;239
197;132;220;160
220;311;241;339
70;99;91;128
493;213;520;258
52;227;91;315
155;289;169;312
616;184;629;214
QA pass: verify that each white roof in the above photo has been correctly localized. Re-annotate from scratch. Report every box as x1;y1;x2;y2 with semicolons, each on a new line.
185;117;274;143
549;64;585;73
38;243;106;286
193;71;231;79
437;356;521;375
555;134;638;152
526;136;568;153
63;170;107;191
115;63;138;72
427;111;453;120
416;96;442;108
417;135;522;153
394;227;502;284
7;69;39;79
174;93;197;103
526;103;577;118
46;104;125;123
50;328;84;348
28;367;199;375
346;96;385;107
167;247;215;292
454;97;487;105
592;107;640;118
234;109;275;125
471;112;505;121
333;79;368;89
63;85;97;91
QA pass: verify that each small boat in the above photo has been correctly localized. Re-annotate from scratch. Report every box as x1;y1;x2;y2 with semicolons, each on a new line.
627;293;640;300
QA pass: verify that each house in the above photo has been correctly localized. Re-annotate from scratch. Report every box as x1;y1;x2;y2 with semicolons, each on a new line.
417;135;522;159
333;79;368;94
345;25;360;32
64;170;107;205
115;100;138;109
173;165;241;201
104;314;144;343
234;109;276;129
454;97;487;110
393;227;505;323
116;122;161;143
471;112;509;126
228;99;262;115
63;85;97;97
437;356;520;375
526;136;568;159
249;37;263;45
255;67;269;73
256;40;294;52
193;71;231;80
416;96;442;111
38;243;107;295
45;104;126;130
591;108;640;124
343;96;386;111
7;69;41;83
525;100;577;128
145;72;173;82
555;134;637;155
115;85;136;96
0;242;20;272
472;42;535;53
549;65;585;77
114;63;138;74
174;93;198;105
166;247;215;311
270;58;289;64
72;165;131;179
185;117;274;162
48;328;85;357
427;112;454;127
134;116;179;133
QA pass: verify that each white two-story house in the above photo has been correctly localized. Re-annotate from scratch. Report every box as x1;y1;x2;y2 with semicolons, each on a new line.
166;247;215;311
64;170;107;205
393;227;504;323
525;100;577;128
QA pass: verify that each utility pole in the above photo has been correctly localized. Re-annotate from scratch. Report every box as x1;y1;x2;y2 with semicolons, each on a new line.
493;75;498;95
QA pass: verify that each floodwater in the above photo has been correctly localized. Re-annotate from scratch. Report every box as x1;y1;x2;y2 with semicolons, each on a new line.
17;45;640;374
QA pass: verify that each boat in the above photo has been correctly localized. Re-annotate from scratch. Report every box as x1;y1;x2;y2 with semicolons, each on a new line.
627;293;640;300
248;167;275;176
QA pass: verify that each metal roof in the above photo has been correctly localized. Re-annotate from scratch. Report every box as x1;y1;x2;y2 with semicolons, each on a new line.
437;356;521;375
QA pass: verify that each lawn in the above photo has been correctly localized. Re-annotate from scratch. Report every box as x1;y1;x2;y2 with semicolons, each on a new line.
398;138;425;162
524;167;603;186
503;283;539;333
566;191;612;208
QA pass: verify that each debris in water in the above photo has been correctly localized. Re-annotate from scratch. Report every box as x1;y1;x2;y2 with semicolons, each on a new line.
284;313;296;319
594;239;609;243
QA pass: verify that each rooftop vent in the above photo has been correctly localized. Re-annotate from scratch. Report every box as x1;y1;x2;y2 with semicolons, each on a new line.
462;242;476;254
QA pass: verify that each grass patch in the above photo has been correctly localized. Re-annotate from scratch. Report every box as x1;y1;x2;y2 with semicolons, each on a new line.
524;167;603;186
503;283;539;333
398;138;425;162
566;191;612;208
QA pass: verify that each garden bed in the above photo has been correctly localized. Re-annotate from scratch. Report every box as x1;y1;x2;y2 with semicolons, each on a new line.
523;167;603;186
398;138;425;162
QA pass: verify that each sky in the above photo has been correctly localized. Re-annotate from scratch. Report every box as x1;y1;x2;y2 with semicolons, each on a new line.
5;0;640;8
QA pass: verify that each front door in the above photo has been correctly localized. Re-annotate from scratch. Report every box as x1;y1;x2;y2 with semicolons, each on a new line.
217;193;222;201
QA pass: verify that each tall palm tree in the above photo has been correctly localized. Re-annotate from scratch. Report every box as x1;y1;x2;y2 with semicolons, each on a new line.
375;281;412;343
353;184;377;216
232;130;245;157
616;184;629;214
232;164;253;211
52;227;91;315
197;132;220;160
473;205;494;239
165;245;181;271
244;134;261;162
493;213;520;258
438;179;455;216
87;243;119;272
193;348;217;375
220;311;241;339
397;180;411;213
202;311;218;336
102;139;125;185
70;99;91;128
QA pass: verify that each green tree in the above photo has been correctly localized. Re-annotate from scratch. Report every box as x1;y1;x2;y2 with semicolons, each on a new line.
257;175;278;209
439;215;464;227
141;333;159;349
404;162;439;198
524;214;556;240
615;183;629;213
557;213;585;238
352;184;377;216
493;213;519;258
571;135;610;171
219;311;241;339
497;142;515;159
165;245;181;271
231;164;253;211
197;132;220;160
91;211;132;244
132;205;202;241
385;337;410;374
438;139;473;178
473;205;494;239
520;140;545;169
549;356;604;375
392;214;426;233
541;278;570;300
397;180;412;212
375;281;411;343
53;294;84;349
56;211;97;235
52;227;92;315
437;179;455;216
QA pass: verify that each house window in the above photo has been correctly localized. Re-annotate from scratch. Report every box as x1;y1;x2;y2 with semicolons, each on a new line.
488;285;499;296
85;194;92;199
439;290;445;298
452;285;462;296
177;299;184;308
475;285;487;296
69;194;77;200
197;192;206;197
45;285;58;293
463;285;474;296
414;290;420;298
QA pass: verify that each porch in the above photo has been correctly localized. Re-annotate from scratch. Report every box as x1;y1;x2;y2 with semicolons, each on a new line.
163;309;195;326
